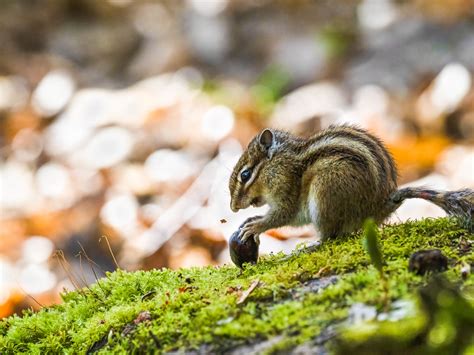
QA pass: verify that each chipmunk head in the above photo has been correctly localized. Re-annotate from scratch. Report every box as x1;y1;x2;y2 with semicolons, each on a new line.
229;129;278;212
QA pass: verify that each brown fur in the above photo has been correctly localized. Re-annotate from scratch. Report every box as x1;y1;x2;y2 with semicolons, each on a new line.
229;125;473;241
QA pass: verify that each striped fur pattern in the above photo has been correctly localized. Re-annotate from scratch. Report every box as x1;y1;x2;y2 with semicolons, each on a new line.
229;125;474;241
229;125;398;240
390;187;474;231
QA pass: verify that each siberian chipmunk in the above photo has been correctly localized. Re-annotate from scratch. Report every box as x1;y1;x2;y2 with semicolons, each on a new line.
229;125;474;244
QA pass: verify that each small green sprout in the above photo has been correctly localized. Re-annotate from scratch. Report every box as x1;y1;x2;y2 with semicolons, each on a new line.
363;218;384;273
363;218;389;310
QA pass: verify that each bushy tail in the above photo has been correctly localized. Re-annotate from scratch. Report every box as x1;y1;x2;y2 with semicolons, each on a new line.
389;187;474;231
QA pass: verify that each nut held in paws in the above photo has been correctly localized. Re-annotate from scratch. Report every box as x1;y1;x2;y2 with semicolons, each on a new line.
229;229;259;268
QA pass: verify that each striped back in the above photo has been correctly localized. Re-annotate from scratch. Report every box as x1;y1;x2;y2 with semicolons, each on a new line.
301;125;397;189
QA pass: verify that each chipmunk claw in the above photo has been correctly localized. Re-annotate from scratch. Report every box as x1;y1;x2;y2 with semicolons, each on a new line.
254;234;260;246
239;229;252;242
239;229;260;245
239;216;263;244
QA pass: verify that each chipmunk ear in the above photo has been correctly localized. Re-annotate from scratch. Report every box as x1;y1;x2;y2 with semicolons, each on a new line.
259;129;274;149
259;129;275;158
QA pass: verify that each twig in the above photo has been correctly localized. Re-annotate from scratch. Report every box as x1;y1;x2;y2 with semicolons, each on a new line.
99;236;120;270
77;242;109;295
76;252;91;287
77;242;104;280
18;286;44;308
54;250;83;291
237;279;260;304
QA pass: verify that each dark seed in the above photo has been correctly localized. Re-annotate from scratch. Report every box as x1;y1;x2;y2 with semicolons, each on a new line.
408;249;448;275
229;229;259;268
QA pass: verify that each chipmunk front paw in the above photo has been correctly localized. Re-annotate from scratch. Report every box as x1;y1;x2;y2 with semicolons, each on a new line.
239;216;264;245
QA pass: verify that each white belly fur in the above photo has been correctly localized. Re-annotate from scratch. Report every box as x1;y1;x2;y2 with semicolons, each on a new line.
308;198;319;225
291;188;320;227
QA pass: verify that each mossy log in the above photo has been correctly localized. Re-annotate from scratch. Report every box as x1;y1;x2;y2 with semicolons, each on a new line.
1;218;473;354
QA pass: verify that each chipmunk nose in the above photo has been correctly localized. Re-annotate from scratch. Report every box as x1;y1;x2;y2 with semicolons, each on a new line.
230;200;240;213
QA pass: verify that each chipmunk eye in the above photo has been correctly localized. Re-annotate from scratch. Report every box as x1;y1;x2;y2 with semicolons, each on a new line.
240;168;252;183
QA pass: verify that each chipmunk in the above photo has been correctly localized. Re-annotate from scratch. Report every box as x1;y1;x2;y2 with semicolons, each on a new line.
229;125;474;245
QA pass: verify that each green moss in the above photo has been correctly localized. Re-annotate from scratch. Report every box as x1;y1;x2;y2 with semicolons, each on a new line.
335;276;474;354
0;218;472;354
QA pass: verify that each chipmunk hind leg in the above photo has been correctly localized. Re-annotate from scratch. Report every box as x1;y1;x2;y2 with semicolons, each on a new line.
310;166;383;240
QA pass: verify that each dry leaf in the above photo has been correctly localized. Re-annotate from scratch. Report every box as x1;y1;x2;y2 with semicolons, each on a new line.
237;279;260;304
315;266;331;278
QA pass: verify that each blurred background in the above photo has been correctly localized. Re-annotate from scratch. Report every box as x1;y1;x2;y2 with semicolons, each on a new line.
0;0;473;318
